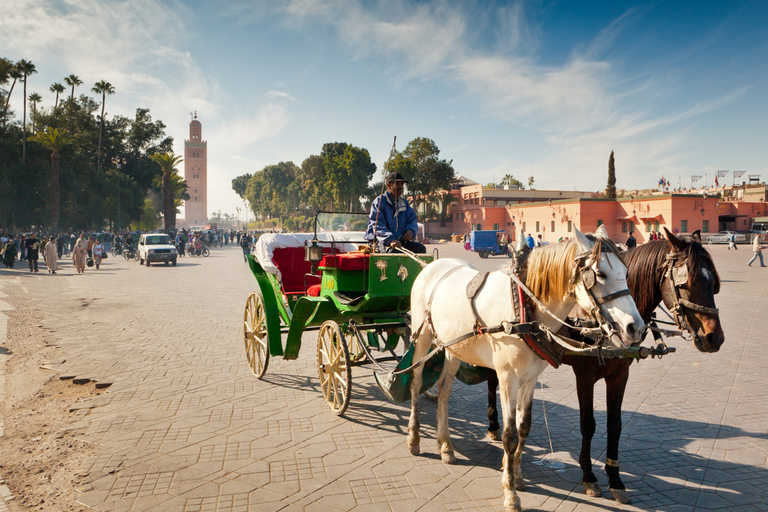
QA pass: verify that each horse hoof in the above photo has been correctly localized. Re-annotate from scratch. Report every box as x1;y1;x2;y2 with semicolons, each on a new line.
407;444;420;456
504;494;522;512
582;480;602;497
441;451;456;464
487;429;500;441
610;488;631;504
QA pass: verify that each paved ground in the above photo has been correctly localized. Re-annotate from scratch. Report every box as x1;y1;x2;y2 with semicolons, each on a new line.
1;240;767;511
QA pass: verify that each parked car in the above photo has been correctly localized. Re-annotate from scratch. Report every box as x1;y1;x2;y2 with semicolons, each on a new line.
138;233;178;266
705;231;748;244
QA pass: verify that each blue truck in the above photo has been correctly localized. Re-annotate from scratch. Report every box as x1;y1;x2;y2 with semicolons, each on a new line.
469;230;513;258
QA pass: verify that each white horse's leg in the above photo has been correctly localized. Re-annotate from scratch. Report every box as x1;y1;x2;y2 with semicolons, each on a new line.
498;370;522;512
435;353;462;464
512;377;537;491
407;330;432;456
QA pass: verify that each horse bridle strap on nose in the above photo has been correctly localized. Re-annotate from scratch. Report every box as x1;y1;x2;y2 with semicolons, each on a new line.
662;252;720;334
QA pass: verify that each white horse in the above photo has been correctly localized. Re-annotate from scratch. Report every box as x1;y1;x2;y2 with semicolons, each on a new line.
407;227;645;512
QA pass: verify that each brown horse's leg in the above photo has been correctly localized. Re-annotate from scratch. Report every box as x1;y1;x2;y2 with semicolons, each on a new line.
605;364;631;503
488;370;500;440
573;364;601;496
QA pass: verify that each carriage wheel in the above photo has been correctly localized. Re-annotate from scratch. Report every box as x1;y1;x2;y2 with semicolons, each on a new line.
244;292;269;378
317;321;352;415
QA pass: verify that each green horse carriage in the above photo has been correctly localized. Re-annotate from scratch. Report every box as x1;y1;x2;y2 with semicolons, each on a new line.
242;212;436;415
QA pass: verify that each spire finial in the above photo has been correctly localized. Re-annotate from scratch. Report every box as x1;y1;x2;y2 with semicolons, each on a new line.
194;110;197;120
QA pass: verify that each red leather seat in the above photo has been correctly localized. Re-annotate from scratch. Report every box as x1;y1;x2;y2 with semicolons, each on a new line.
319;252;369;271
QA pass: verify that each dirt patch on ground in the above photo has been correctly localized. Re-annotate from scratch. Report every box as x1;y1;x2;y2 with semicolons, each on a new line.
1;281;99;511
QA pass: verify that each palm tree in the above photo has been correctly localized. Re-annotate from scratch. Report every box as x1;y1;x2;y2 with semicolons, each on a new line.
17;59;37;162
63;74;82;102
28;127;75;230
92;80;115;172
28;92;42;133
2;62;22;127
49;82;65;112
149;153;184;231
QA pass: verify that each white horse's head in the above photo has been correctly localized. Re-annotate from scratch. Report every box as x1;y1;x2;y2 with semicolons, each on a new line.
571;226;645;347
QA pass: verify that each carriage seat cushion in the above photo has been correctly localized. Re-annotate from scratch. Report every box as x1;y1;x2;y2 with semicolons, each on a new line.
307;284;322;296
272;247;330;294
319;252;369;271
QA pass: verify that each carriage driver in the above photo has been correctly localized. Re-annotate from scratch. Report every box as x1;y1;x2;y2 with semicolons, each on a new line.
365;172;426;254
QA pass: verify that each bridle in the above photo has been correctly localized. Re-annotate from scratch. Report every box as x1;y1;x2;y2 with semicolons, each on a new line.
660;250;719;340
571;249;633;344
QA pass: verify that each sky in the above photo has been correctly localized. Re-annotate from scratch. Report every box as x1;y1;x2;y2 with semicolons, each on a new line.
2;0;767;219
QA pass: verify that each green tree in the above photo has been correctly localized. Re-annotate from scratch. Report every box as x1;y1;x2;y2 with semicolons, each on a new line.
134;197;159;231
17;59;37;161
500;174;524;189
27;127;75;230
321;143;376;211
606;150;617;198
49;82;65;112
28;92;41;133
390;137;456;216
1;61;22;127
149;153;183;231
92;80;115;172
528;175;535;189
63;74;82;102
231;173;252;200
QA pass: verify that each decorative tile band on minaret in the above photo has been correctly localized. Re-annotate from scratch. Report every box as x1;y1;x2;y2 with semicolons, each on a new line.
182;111;207;229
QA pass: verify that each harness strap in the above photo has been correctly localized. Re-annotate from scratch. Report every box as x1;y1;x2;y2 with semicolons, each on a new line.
595;288;631;305
678;298;719;315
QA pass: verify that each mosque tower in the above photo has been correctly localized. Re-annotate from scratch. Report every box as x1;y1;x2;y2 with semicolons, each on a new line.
183;112;207;228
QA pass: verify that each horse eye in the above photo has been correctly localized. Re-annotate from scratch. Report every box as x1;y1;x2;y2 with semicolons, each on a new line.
595;271;607;280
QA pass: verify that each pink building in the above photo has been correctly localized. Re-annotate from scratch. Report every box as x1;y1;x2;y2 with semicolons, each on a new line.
180;113;207;229
451;185;768;244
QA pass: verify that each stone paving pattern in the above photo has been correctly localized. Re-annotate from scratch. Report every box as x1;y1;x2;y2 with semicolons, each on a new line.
1;241;767;511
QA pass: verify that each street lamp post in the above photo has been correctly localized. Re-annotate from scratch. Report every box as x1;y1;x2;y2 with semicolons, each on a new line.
111;156;126;233
236;207;241;229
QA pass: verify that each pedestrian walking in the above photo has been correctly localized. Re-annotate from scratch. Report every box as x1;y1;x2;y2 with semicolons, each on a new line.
2;238;17;268
728;232;738;250
240;233;251;262
25;233;40;273
73;237;87;273
93;238;104;269
44;235;59;274
747;234;766;267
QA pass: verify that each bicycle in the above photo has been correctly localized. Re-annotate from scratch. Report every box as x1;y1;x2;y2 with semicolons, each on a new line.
123;246;139;261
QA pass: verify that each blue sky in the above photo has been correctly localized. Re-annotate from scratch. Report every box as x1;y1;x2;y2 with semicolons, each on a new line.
2;0;767;218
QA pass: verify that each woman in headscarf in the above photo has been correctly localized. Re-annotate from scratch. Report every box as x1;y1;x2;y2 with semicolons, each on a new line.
44;235;59;274
72;237;87;273
2;238;17;268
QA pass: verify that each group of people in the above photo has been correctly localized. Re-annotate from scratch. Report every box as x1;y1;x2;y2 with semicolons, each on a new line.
0;232;104;274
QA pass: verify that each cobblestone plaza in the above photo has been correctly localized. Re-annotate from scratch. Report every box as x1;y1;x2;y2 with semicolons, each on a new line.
1;242;767;511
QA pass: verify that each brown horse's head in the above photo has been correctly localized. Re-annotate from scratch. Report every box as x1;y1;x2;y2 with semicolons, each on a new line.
663;228;724;352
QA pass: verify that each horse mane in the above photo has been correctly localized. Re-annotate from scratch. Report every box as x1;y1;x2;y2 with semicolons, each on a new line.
624;236;721;317
524;235;624;305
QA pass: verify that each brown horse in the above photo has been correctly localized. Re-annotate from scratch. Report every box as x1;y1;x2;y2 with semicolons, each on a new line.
487;227;724;503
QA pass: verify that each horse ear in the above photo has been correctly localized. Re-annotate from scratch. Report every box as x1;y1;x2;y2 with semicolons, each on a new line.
664;227;686;251
690;229;702;243
595;224;609;239
573;226;593;253
517;231;527;252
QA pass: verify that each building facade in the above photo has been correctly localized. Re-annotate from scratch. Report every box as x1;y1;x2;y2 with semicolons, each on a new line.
181;114;207;229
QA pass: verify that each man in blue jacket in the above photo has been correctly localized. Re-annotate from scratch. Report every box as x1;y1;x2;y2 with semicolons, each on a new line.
366;172;426;253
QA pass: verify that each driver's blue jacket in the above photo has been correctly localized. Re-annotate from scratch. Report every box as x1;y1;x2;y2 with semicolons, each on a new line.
365;191;419;246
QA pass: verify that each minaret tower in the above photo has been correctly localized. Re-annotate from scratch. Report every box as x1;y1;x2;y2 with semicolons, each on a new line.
184;112;207;228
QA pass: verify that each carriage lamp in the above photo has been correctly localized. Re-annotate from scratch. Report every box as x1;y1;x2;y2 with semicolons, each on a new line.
306;240;324;262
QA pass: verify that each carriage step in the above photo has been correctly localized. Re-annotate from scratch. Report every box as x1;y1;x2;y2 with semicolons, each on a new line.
333;291;367;306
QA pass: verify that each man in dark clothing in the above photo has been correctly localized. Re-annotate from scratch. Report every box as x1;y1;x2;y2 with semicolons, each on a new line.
626;232;637;249
25;233;40;272
365;172;425;254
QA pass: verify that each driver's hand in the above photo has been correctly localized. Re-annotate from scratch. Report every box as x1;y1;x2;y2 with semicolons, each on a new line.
390;240;403;249
403;230;413;241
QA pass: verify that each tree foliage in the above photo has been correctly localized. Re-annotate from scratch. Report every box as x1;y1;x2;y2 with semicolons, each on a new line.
0;55;173;232
606;150;617;199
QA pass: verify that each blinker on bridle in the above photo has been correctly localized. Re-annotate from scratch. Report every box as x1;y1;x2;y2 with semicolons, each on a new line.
663;251;719;339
